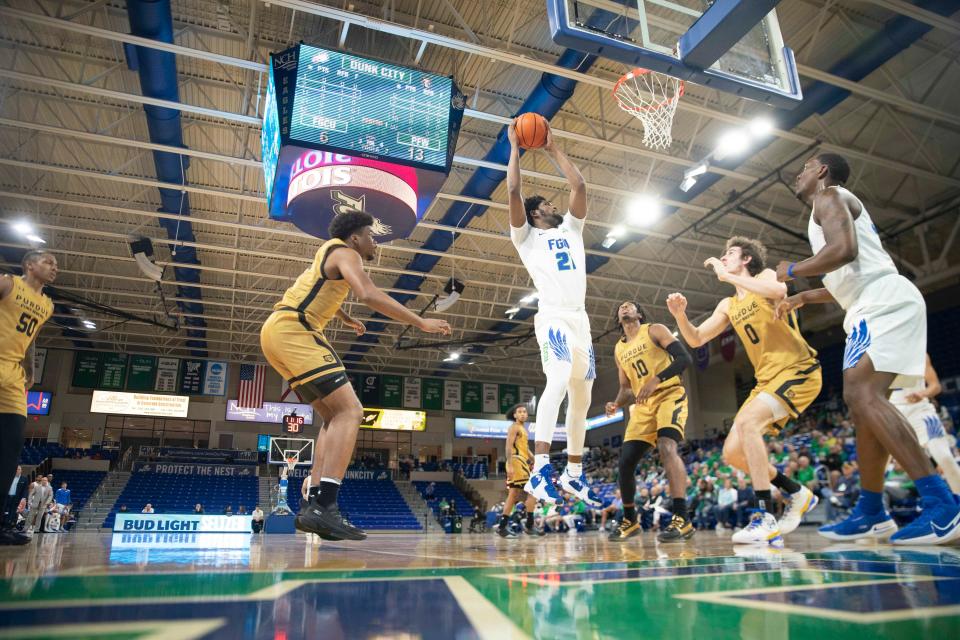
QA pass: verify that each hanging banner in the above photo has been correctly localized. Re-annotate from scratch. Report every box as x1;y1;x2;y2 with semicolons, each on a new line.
33;347;46;385
91;391;189;418
461;381;483;413
361;374;380;406
361;407;426;431
482;383;499;414
202;361;228;396
403;377;422;409
226;400;313;424
695;345;710;371
422;378;443;411
280;379;304;403
179;359;205;394
498;384;519;414
443;380;461;411
72;352;101;388
127;355;158;392
381;375;402;408
155;357;180;393
99;353;128;390
518;386;536;406
720;329;737;362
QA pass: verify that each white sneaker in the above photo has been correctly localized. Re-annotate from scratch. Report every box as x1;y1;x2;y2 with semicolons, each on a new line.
779;486;819;535
731;511;783;546
557;470;601;507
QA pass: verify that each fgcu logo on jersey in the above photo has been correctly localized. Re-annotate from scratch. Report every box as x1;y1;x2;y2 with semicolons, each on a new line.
843;319;871;370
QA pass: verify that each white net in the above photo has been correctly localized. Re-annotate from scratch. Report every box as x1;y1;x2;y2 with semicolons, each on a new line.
612;69;684;150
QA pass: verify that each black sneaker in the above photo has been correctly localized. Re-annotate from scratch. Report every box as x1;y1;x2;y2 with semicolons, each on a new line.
0;528;30;545
295;503;367;541
609;517;641;541
657;514;695;542
498;526;518;538
524;524;545;536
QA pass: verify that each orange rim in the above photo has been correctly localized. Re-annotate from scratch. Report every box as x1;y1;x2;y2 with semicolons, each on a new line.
612;68;685;113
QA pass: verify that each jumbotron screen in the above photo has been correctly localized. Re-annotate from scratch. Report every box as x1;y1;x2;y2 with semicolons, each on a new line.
289;45;455;171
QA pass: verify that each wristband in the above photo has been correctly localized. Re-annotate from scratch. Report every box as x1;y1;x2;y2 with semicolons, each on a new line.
787;262;797;278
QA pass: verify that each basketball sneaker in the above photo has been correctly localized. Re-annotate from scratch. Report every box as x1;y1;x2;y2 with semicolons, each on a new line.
498;525;518;538
558;469;601;507
608;517;640;542
731;511;782;546
524;464;562;504
524;523;545;536
295;502;367;541
779;486;819;535
657;514;695;542
817;504;897;542
890;495;960;545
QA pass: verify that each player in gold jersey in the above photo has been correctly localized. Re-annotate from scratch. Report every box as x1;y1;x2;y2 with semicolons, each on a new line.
668;237;821;545
0;250;56;546
260;212;450;541
605;302;692;542
498;404;543;537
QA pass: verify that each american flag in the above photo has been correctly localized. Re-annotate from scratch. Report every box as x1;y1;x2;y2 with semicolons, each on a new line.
238;364;265;408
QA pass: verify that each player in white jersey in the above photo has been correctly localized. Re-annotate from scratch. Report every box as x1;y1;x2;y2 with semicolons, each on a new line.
777;153;960;546
505;118;599;507
891;354;960;494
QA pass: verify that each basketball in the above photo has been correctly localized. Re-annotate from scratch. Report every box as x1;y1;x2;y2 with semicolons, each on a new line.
514;112;548;149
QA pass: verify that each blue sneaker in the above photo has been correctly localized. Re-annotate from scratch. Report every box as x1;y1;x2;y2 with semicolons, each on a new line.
558;470;601;507
524;464;562;504
892;495;960;546
818;505;898;542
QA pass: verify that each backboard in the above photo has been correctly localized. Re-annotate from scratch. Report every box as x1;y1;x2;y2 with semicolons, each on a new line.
547;0;802;107
268;436;314;467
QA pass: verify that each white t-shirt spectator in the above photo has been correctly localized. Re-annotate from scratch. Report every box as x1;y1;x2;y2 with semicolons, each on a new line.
718;487;738;508
142;504;155;514
252;507;264;522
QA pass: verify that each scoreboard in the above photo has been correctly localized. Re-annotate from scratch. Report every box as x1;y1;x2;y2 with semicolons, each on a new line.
290;46;455;171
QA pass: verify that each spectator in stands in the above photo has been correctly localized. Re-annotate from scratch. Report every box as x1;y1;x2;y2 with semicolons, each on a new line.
447;501;457;517
824;462;860;522
224;504;233;515
425;482;436;501
237;505;247;515
252;505;264;533
44;502;60;533
193;504;204;514
599;490;622;531
692;479;716;530
734;480;755;528
25;476;51;535
715;478;738;529
54;482;70;512
141;503;154;514
792;455;818;492
438;497;449;516
884;460;916;511
119;504;128;513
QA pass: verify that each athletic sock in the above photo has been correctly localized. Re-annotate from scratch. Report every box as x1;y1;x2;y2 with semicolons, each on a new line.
526;512;534;529
623;505;637;522
914;474;954;505
533;454;550;474
858;489;884;515
565;462;582;478
318;478;341;508
672;498;687;520
755;490;772;513
772;472;802;495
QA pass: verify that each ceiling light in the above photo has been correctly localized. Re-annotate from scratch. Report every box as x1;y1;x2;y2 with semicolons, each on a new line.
12;221;33;235
443;352;460;362
684;162;709;180
25;234;46;244
519;293;538;304
680;176;697;192
715;129;750;160
82;320;97;330
505;306;520;315
748;117;774;138
626;194;661;227
601;236;617;249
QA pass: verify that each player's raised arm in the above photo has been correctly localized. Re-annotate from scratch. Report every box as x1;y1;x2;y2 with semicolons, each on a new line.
778;189;859;281
774;287;837;320
666;293;730;348
704;258;786;301
0;274;13;301
506;120;527;230
543;123;586;219
334;250;451;335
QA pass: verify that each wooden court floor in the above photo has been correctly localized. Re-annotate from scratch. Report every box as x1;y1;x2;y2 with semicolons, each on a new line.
1;529;958;639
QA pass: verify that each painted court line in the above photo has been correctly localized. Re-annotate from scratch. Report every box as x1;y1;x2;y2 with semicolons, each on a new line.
0;619;226;639
444;576;531;640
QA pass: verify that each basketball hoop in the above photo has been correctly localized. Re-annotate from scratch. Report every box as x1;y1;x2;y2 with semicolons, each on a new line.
612;68;684;150
284;452;300;474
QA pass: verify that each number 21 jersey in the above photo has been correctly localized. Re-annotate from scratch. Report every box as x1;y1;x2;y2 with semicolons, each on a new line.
510;213;586;311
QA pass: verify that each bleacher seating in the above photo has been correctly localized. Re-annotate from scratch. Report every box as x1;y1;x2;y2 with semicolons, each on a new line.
285;475;421;530
49;470;106;512
453;462;488;479
413;481;475;517
19;443;116;466
103;472;258;529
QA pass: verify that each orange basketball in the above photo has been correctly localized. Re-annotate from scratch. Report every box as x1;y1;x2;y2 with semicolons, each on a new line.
515;112;548;149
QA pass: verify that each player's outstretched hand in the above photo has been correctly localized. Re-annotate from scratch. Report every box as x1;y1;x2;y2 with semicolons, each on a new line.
775;260;794;282
605;401;618;417
543;121;555;152
420;318;452;335
774;294;804;320
507;118;519;147
703;257;727;281
904;392;924;404
665;293;687;317
345;317;366;336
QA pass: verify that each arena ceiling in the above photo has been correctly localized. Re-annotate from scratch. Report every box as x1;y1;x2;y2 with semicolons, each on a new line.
1;0;959;385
